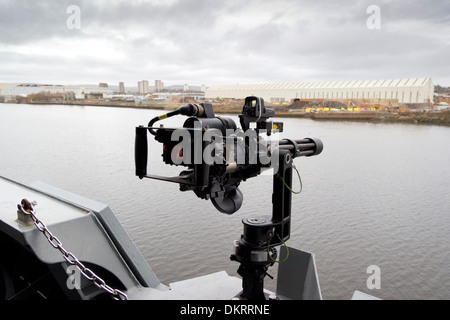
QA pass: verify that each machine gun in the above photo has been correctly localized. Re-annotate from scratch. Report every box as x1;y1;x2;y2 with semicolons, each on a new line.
135;96;323;300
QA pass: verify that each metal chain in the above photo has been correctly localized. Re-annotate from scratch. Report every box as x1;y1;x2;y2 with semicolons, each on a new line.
17;198;128;300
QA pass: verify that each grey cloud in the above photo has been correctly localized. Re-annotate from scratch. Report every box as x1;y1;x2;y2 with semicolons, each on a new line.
0;0;81;44
0;0;449;86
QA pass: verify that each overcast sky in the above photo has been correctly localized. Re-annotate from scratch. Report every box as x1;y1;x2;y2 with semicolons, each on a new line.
1;0;449;87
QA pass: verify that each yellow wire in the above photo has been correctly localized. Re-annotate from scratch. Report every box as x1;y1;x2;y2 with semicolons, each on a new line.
267;234;290;263
278;165;303;194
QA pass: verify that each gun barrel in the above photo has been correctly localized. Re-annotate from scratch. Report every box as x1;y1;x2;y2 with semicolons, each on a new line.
278;137;323;158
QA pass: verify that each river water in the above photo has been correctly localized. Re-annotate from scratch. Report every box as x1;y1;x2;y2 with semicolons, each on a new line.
1;103;449;300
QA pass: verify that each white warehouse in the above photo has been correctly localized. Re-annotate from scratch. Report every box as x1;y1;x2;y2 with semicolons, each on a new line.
0;83;112;100
205;78;434;104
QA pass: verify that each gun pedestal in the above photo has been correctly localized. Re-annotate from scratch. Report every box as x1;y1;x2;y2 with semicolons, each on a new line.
230;149;293;300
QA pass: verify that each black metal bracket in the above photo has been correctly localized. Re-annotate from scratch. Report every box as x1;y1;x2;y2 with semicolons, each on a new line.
231;148;293;300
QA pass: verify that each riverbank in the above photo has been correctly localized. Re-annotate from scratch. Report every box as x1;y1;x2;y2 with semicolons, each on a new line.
7;100;450;127
276;109;450;126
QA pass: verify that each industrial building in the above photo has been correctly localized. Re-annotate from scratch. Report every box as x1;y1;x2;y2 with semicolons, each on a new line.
155;80;164;92
0;83;112;100
138;80;149;94
119;82;125;94
205;78;434;105
434;93;450;105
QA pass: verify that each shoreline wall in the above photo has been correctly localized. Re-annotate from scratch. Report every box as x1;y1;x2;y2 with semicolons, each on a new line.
4;100;450;127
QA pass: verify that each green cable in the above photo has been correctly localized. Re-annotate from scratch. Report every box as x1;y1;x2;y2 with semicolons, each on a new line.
278;165;303;194
268;165;302;263
267;234;290;264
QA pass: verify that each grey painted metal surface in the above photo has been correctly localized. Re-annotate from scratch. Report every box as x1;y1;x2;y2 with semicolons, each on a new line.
351;291;381;300
276;246;322;300
29;180;163;289
1;175;328;300
0;176;141;292
127;271;245;300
